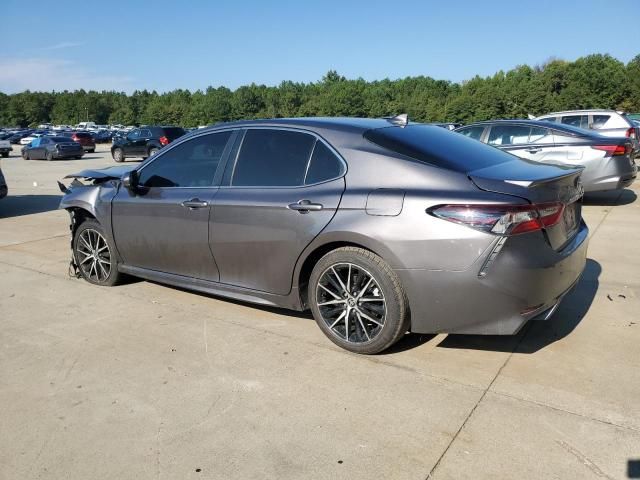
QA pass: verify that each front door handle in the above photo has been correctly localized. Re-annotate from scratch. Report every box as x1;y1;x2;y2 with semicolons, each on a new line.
526;147;542;154
288;200;323;213
181;198;209;209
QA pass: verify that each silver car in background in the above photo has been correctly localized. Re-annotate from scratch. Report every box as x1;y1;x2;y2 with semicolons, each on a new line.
534;109;639;153
456;120;637;192
59;117;588;354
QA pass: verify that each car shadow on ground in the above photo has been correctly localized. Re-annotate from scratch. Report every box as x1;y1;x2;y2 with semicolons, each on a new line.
434;258;601;354
0;194;62;218
583;188;636;206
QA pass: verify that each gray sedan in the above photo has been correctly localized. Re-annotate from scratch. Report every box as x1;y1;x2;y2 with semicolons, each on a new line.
59;117;588;354
456;120;637;192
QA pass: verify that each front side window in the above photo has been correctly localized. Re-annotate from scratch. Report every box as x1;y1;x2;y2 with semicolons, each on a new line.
487;125;531;146
232;129;316;187
127;129;140;141
138;131;232;188
457;126;484;141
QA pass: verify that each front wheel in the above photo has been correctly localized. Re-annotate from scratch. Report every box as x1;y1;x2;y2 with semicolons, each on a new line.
112;148;124;162
22;150;29;160
148;147;159;157
73;219;121;286
309;247;410;354
45;151;53;161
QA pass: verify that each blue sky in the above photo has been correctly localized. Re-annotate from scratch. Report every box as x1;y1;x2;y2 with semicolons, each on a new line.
1;0;638;93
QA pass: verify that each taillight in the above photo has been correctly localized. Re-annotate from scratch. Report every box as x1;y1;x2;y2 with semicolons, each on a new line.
429;203;564;236
592;144;629;157
159;136;169;146
625;127;636;139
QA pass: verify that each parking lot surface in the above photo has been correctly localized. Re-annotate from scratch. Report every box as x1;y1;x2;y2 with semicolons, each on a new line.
1;145;639;479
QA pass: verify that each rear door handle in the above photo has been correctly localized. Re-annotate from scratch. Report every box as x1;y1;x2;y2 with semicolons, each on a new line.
288;200;323;213
526;147;542;153
181;198;209;209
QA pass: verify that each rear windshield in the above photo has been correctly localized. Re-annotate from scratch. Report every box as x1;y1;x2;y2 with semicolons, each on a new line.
74;132;91;138
363;124;514;173
162;127;186;140
50;137;72;143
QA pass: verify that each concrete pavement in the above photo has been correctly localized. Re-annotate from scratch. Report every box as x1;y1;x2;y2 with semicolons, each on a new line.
0;145;638;479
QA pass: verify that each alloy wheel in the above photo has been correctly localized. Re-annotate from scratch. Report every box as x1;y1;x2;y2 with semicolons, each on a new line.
76;228;112;282
316;262;386;343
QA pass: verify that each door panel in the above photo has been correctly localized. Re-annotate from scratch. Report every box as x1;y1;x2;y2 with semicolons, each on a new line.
112;187;220;280
211;179;344;294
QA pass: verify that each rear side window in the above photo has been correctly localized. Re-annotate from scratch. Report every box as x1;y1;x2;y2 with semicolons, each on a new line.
541;117;557;123
138;131;232;188
591;115;610;128
364;124;513;173
487;125;531;146
529;127;554;144
561;115;588;129
456;126;484;140
305;141;344;184
232;129;315;187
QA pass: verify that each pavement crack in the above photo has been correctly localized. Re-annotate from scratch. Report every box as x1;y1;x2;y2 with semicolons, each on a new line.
425;324;532;479
556;440;615;479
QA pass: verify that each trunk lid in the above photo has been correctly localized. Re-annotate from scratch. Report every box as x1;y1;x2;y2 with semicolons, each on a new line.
469;159;584;250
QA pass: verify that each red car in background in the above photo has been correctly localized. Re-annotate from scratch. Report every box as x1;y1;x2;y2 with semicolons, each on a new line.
70;132;96;153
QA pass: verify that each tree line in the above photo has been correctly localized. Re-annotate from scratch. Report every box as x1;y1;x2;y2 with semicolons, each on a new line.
1;53;639;128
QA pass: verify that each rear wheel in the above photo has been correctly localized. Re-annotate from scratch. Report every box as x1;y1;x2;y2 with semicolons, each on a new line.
112;148;124;162
73;219;121;286
1;152;8;158
88;148;95;153
309;247;410;354
22;150;29;160
148;147;159;157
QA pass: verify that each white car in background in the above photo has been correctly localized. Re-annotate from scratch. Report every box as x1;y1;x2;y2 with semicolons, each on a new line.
20;133;44;145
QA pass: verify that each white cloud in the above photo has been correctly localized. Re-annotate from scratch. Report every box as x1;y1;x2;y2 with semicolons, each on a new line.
0;58;134;93
40;42;84;51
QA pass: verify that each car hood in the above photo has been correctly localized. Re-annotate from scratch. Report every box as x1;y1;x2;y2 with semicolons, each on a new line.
64;164;136;181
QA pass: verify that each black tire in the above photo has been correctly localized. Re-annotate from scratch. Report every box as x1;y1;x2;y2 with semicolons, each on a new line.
73;218;121;286
45;151;53;161
112;148;124;162
309;247;410;354
22;150;29;160
148;147;159;157
88;148;95;153
74;156;82;159
1;152;8;158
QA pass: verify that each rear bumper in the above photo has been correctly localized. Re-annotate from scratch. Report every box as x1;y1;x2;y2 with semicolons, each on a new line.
54;150;84;159
584;159;637;192
397;221;589;335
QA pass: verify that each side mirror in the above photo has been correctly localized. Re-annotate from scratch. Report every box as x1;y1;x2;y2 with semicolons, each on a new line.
122;170;139;190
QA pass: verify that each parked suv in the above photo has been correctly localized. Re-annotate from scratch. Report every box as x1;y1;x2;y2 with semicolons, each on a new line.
455;120;637;192
70;132;96;153
534;110;639;154
111;126;186;162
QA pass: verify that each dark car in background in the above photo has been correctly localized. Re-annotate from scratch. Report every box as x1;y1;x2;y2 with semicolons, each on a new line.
94;129;113;143
110;126;186;162
21;136;84;160
61;117;588;354
455;120;636;192
0;161;6;199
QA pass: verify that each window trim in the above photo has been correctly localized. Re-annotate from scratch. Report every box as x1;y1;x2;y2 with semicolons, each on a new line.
135;129;238;190
223;126;347;189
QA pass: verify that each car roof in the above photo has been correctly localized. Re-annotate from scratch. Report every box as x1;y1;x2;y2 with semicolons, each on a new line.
537;109;621;116
457;119;599;137
198;117;395;135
